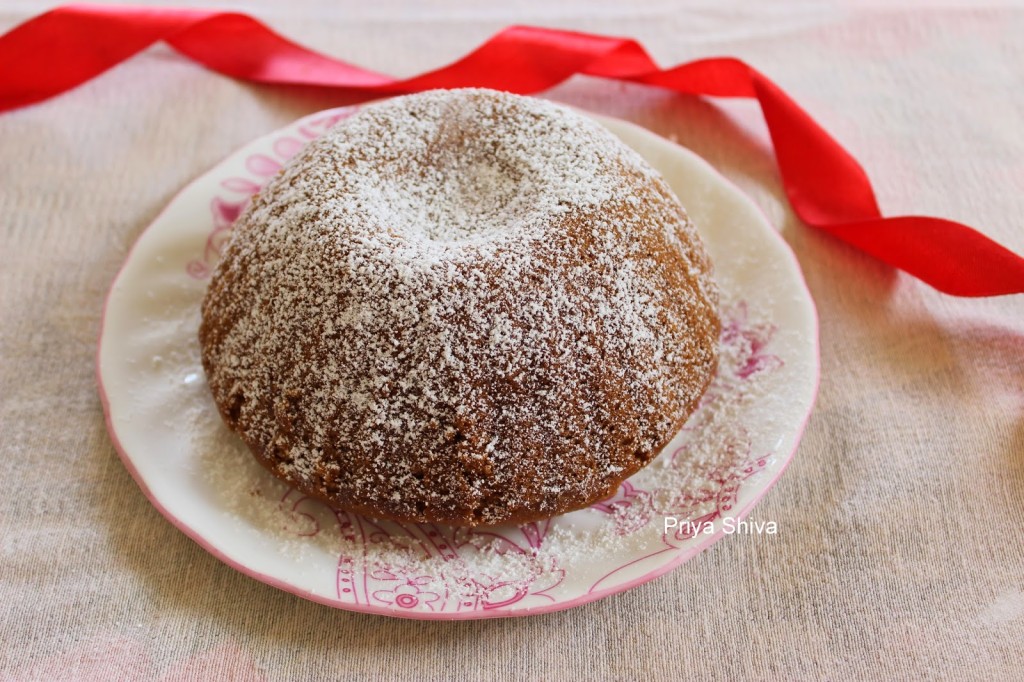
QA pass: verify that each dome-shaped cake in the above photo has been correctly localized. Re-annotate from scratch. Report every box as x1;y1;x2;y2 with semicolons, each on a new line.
199;88;719;527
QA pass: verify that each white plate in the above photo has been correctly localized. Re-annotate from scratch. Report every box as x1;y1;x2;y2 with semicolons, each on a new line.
97;105;819;619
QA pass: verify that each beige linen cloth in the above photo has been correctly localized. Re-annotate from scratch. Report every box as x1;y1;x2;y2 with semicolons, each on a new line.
2;1;1022;679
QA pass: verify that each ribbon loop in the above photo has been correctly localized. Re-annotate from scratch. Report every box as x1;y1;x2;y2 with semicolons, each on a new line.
2;5;1021;296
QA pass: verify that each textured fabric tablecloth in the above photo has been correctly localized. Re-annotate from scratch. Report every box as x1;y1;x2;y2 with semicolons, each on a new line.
2;1;1023;679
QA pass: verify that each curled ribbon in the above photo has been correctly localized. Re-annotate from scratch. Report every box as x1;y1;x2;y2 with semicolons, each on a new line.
2;4;1022;296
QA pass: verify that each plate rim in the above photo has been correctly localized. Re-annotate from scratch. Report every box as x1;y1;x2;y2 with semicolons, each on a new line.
96;103;821;620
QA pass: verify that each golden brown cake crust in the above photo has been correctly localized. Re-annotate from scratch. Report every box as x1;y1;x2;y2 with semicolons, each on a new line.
199;89;719;527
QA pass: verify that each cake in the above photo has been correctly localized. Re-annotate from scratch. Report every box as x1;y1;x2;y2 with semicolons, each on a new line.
198;88;719;527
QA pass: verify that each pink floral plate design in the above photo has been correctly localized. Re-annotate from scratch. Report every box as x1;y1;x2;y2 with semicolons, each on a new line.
97;105;819;619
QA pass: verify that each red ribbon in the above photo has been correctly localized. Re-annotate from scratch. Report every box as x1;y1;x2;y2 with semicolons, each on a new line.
3;4;1023;297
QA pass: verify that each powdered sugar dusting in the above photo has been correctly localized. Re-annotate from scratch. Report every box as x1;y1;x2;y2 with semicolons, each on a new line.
199;89;719;526
187;294;773;610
